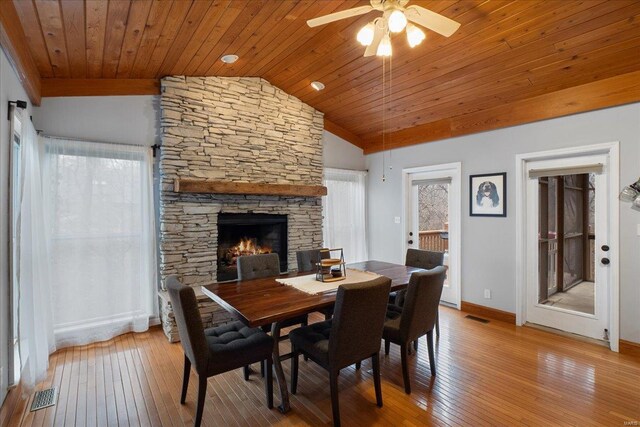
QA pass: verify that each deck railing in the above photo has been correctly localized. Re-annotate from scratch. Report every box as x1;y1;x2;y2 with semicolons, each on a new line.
418;230;448;252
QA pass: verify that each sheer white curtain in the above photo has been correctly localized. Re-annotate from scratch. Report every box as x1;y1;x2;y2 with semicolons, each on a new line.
42;138;157;348
17;111;55;387
322;168;368;263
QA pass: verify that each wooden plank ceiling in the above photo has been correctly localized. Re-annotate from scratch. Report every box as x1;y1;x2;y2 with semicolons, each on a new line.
10;0;640;152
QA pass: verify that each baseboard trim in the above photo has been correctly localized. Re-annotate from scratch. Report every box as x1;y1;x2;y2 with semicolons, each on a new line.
619;339;640;358
461;301;516;324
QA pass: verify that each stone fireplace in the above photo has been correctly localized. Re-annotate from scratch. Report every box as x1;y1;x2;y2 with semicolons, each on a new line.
216;213;288;282
158;76;324;342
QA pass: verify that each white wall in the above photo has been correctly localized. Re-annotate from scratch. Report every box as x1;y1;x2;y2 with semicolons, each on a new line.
32;95;159;146
0;48;33;404
323;130;366;170
366;103;640;343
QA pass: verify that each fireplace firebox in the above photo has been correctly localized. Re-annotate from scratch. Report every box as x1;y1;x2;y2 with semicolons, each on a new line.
217;213;288;282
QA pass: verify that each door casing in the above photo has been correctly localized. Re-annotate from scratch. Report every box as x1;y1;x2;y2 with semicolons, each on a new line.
402;162;462;309
515;142;619;351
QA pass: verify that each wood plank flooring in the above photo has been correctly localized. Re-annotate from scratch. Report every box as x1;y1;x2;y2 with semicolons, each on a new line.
5;308;640;426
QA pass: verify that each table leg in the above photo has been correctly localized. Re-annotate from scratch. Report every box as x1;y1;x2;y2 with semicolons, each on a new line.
271;321;290;413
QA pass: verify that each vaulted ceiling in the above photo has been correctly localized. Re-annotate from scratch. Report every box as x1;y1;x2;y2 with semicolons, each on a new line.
4;0;640;152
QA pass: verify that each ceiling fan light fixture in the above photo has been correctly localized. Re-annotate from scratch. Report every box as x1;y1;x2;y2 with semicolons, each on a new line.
357;22;375;46
310;81;325;91
377;33;392;57
406;23;425;47
388;9;407;33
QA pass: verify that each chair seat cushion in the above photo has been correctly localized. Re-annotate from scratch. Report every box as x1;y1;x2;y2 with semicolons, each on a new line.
289;320;332;366
204;320;273;375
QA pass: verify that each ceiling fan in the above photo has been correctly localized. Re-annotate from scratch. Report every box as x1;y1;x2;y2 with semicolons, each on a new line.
307;0;461;57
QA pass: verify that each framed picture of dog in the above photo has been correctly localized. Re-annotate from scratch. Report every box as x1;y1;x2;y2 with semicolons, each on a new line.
470;172;507;217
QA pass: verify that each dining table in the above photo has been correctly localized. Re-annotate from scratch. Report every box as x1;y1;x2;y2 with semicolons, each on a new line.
201;260;422;413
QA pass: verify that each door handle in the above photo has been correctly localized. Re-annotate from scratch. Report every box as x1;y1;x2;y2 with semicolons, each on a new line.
408;240;414;244
601;257;610;265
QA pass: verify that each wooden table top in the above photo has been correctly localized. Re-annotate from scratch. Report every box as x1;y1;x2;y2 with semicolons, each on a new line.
201;260;422;328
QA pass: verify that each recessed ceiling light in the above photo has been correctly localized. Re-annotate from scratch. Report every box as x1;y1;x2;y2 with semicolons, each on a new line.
220;54;239;64
311;81;325;91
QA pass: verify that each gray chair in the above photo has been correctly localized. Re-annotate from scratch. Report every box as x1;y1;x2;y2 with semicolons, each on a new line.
167;276;274;427
295;248;329;273
394;248;445;339
296;249;333;320
289;277;391;427
237;252;281;281
238;253;309;366
383;267;446;394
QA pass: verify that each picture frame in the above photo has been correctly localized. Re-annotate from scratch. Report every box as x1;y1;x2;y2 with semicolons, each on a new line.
469;172;507;217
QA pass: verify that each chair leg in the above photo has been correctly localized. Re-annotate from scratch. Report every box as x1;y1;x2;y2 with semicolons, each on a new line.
427;330;436;376
195;376;207;427
329;370;341;427
181;355;191;404
436;310;440;337
400;343;411;394
384;339;390;356
243;365;250;381
265;357;273;409
355;361;361;370
291;350;299;394
372;353;383;408
261;360;265;378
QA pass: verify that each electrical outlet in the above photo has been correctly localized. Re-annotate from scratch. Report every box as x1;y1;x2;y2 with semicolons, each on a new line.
484;289;491;299
394;216;401;224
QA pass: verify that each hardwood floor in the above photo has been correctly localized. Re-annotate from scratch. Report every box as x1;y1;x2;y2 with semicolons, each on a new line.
5;308;640;426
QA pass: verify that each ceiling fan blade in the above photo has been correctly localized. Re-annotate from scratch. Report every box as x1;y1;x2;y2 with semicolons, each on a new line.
404;5;461;37
307;5;374;28
364;22;384;57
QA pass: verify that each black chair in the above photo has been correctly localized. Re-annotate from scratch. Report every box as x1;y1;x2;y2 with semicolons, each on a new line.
295;248;329;273
167;276;274;427
237;252;281;281
383;267;446;394
237;253;309;367
296;248;333;320
393;248;445;340
289;277;391;427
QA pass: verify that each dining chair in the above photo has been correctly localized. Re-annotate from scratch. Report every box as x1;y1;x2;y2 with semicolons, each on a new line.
383;267;446;394
295;248;329;273
167;276;274;427
296;248;334;320
237;252;281;281
289;276;392;427
394;248;445;340
237;252;309;369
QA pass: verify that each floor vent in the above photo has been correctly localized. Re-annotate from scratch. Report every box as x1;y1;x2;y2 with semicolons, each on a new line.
30;387;57;412
465;315;490;324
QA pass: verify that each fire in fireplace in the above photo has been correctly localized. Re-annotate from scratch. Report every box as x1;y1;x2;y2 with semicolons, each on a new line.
217;213;288;282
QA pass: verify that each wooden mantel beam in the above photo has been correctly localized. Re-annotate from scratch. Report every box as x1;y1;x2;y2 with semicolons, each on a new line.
363;71;640;154
0;0;41;105
174;179;327;197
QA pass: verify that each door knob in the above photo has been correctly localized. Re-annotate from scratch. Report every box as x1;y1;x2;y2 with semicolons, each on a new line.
408;240;414;244
409;232;413;236
601;257;610;265
601;245;609;251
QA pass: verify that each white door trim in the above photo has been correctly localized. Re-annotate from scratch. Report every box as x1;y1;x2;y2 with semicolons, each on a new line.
515;142;620;351
402;162;462;309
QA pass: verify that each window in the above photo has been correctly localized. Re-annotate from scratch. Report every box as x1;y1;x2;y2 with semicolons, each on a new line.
43;138;157;347
322;168;368;263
